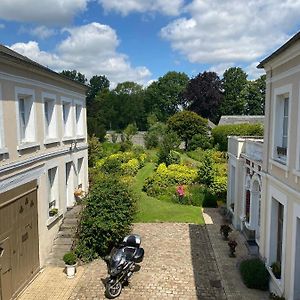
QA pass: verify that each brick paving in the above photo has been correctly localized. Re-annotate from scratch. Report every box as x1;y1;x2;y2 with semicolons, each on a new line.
18;216;270;300
203;208;269;300
69;223;226;300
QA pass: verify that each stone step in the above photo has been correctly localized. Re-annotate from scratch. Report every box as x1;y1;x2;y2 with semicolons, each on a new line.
52;244;72;252
54;237;73;245
62;218;78;225
60;223;78;231
46;257;65;267
56;230;75;238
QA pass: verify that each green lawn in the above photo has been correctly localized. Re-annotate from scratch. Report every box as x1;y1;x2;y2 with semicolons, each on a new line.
132;163;204;224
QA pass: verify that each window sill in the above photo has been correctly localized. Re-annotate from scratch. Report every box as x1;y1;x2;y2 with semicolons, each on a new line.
17;142;40;151
44;138;60;145
292;169;300;177
267;266;283;293
269;159;289;171
0;147;8;155
46;210;63;227
62;136;76;142
75;135;85;140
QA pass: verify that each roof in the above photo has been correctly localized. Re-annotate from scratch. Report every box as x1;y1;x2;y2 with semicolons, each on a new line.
257;31;300;68
218;115;264;126
0;44;87;89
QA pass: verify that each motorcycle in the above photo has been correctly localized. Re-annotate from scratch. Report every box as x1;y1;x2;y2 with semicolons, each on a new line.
104;234;144;299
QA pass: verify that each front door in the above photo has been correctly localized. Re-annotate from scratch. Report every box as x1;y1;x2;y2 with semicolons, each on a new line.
0;237;12;300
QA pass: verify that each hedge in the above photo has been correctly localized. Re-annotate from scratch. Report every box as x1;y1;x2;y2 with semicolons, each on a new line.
239;258;269;290
212;123;263;151
75;176;136;261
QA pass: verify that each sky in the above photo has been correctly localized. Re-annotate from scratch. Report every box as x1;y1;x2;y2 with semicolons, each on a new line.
0;0;300;88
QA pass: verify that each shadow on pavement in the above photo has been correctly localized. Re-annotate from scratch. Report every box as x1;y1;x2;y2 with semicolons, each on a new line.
189;224;227;300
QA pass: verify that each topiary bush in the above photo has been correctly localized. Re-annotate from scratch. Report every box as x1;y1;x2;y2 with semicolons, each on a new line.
76;176;136;261
188;134;212;151
239;258;269;290
212;123;264;151
63;251;77;265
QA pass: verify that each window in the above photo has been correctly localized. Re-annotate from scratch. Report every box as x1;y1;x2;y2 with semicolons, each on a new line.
269;198;285;279
75;103;84;137
77;158;84;188
273;90;290;163
43;94;57;140
48;167;59;217
16;88;36;144
62;99;73;137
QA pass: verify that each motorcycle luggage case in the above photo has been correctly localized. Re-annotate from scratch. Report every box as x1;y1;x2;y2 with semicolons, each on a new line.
123;234;141;248
133;248;144;263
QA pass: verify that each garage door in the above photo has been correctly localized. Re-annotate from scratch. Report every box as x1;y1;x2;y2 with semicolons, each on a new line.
0;181;39;300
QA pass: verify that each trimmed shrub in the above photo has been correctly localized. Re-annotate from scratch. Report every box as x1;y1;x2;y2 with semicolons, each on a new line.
208;176;227;200
212;123;263;151
76;176;136;261
202;191;218;207
121;158;140;176
63;252;77;265
188;134;212;151
166;150;181;165
239;258;269;290
143;163;198;196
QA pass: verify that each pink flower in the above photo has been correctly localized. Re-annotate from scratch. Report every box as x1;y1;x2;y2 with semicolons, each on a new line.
176;185;184;197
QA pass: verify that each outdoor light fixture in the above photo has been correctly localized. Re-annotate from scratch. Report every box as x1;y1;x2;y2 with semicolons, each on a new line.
69;140;77;151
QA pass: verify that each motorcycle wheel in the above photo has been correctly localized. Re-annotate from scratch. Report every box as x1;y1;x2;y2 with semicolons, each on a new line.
105;280;122;299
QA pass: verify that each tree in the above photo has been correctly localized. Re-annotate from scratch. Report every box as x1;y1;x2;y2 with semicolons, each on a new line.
123;123;138;142
60;70;87;84
86;75;110;106
158;130;181;165
167;111;208;150
221;67;248;115
145;71;189;121
239;75;266;115
184;72;223;124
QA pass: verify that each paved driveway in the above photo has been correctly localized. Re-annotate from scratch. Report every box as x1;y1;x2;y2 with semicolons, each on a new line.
68;223;226;300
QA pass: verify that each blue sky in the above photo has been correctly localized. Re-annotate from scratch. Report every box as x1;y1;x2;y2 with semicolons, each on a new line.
0;0;300;87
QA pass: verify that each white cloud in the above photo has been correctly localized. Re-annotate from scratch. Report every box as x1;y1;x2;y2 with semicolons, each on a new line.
98;0;184;16
0;0;88;24
245;62;266;80
9;22;151;87
209;63;234;78
161;0;300;66
30;26;56;39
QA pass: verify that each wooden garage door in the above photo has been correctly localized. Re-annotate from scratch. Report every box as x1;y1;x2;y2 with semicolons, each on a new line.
0;181;39;300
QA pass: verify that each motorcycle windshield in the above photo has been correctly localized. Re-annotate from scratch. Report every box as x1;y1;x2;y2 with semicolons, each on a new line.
110;249;125;269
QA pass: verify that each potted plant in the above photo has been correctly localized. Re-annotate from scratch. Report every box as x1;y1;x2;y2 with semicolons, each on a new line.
49;208;58;217
220;224;232;240
271;262;281;279
74;188;85;202
228;240;237;257
63;251;77;278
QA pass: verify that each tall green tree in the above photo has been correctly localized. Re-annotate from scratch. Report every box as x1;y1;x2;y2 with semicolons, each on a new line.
145;71;189;122
184;71;223;124
87;75;109;106
60;70;87;84
167;111;208;150
239;75;266;115
221;67;248;115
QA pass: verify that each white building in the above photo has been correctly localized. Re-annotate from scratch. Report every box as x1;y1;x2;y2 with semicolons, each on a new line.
0;45;89;299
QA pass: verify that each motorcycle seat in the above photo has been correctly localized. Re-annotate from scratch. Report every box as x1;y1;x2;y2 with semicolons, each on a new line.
123;246;136;260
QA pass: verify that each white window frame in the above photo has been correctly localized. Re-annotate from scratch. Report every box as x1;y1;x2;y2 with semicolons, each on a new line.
0;83;7;154
74;100;84;138
295;84;300;171
47;166;59;218
290;202;300;300
15;87;37;147
61;97;74;139
77;157;84;188
271;85;292;166
42;92;58;144
266;185;287;293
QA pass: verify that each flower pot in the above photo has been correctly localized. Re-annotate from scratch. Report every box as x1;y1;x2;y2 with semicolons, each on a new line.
66;264;76;279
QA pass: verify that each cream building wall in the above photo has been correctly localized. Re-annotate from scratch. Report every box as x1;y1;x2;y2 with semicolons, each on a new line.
259;37;300;300
0;51;89;270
